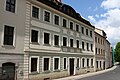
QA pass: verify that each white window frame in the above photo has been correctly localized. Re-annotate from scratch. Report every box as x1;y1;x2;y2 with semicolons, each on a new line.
1;24;16;47
53;57;60;71
31;4;41;19
63;57;67;70
30;28;40;44
69;20;74;30
29;56;39;73
43;9;51;23
4;0;18;13
43;31;51;45
53;14;60;26
62;36;68;47
42;56;51;72
53;34;60;46
62;17;68;28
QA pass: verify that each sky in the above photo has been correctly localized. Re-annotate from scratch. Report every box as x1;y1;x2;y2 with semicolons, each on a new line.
62;0;120;47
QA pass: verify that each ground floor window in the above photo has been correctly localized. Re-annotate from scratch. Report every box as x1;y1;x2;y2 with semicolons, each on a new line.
30;56;39;73
77;58;80;68
63;58;67;69
44;58;50;71
54;57;60;70
82;58;85;68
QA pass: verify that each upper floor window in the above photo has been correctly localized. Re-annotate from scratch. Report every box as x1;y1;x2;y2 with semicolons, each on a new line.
95;37;97;43
44;32;50;45
63;19;67;27
70;39;73;47
54;15;59;25
4;25;14;45
54;35;59;46
86;29;88;36
95;48;97;54
44;11;50;22
32;6;39;19
31;30;38;43
6;0;16;13
87;59;89;67
87;43;89;51
91;44;93;51
63;37;67;46
76;40;79;48
70;22;73;30
82;41;84;50
90;31;92;37
81;27;84;34
76;24;79;32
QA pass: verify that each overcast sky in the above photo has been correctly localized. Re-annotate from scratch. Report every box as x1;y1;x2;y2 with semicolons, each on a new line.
62;0;120;47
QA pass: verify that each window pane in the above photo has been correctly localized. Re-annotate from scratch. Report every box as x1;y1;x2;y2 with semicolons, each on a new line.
31;30;38;43
64;58;66;69
44;33;49;44
44;11;50;22
70;22;73;30
54;35;59;46
54;58;59;70
44;58;49;71
70;39;73;47
63;37;67;46
32;6;39;18
63;19;67;27
6;0;16;13
54;15;59;25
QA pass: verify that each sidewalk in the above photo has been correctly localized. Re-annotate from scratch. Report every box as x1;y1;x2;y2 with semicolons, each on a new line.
53;66;117;80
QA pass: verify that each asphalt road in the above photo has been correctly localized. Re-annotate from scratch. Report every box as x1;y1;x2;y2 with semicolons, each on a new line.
77;65;120;80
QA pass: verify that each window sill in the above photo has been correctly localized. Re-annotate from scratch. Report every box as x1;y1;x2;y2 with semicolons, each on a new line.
30;42;40;45
29;71;39;75
2;45;15;49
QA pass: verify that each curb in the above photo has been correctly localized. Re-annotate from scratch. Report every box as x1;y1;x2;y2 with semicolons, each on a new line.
53;66;117;80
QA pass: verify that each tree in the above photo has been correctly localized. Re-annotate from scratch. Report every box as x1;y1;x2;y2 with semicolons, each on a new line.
114;42;120;62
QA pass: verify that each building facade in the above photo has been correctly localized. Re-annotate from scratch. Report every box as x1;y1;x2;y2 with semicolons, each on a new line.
0;0;112;80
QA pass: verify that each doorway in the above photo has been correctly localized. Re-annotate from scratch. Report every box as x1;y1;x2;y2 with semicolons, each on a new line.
69;58;74;75
2;62;15;80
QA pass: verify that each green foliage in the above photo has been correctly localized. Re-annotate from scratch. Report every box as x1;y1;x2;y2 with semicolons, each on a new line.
114;42;120;62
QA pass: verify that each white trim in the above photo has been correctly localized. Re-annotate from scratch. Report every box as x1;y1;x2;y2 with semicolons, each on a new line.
63;57;67;70
43;31;51;45
31;4;41;19
53;34;60;46
53;57;60;71
43;9;51;23
53;14;60;26
62;17;68;28
1;24;16;47
29;56;40;73
30;28;40;44
42;56;51;72
4;0;18;14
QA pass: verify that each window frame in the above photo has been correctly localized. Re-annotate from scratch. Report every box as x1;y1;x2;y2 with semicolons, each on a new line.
62;17;68;28
31;5;40;19
43;9;51;23
62;36;68;47
43;31;51;45
53;57;60;71
63;57;67;70
2;25;16;47
53;34;60;46
76;24;79;32
53;14;60;25
69;21;74;30
70;38;74;47
29;56;39;73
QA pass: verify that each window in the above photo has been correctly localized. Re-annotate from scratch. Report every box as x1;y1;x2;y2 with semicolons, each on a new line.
100;61;101;68
63;19;67;27
95;48;97;54
91;44;93;51
70;22;73;30
90;31;92;37
6;0;16;13
101;39;102;45
44;58;50;71
77;58;79;68
44;11;50;22
81;27;84;34
63;37;67;46
63;58;67;69
99;48;100;54
54;35;59;46
76;40;79;48
91;59;93;67
76;24;79;32
54;15;59;25
31;30;38;43
98;38;100;43
87;59;89;67
70;39;73;47
82;41;84;50
86;29;88;36
54;58;60;70
87;43;89;51
101;49;102;54
95;37;97;43
44;32;50;44
82;58;85;68
32;6;39;19
30;57;39;72
96;61;98;68
4;25;14;45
